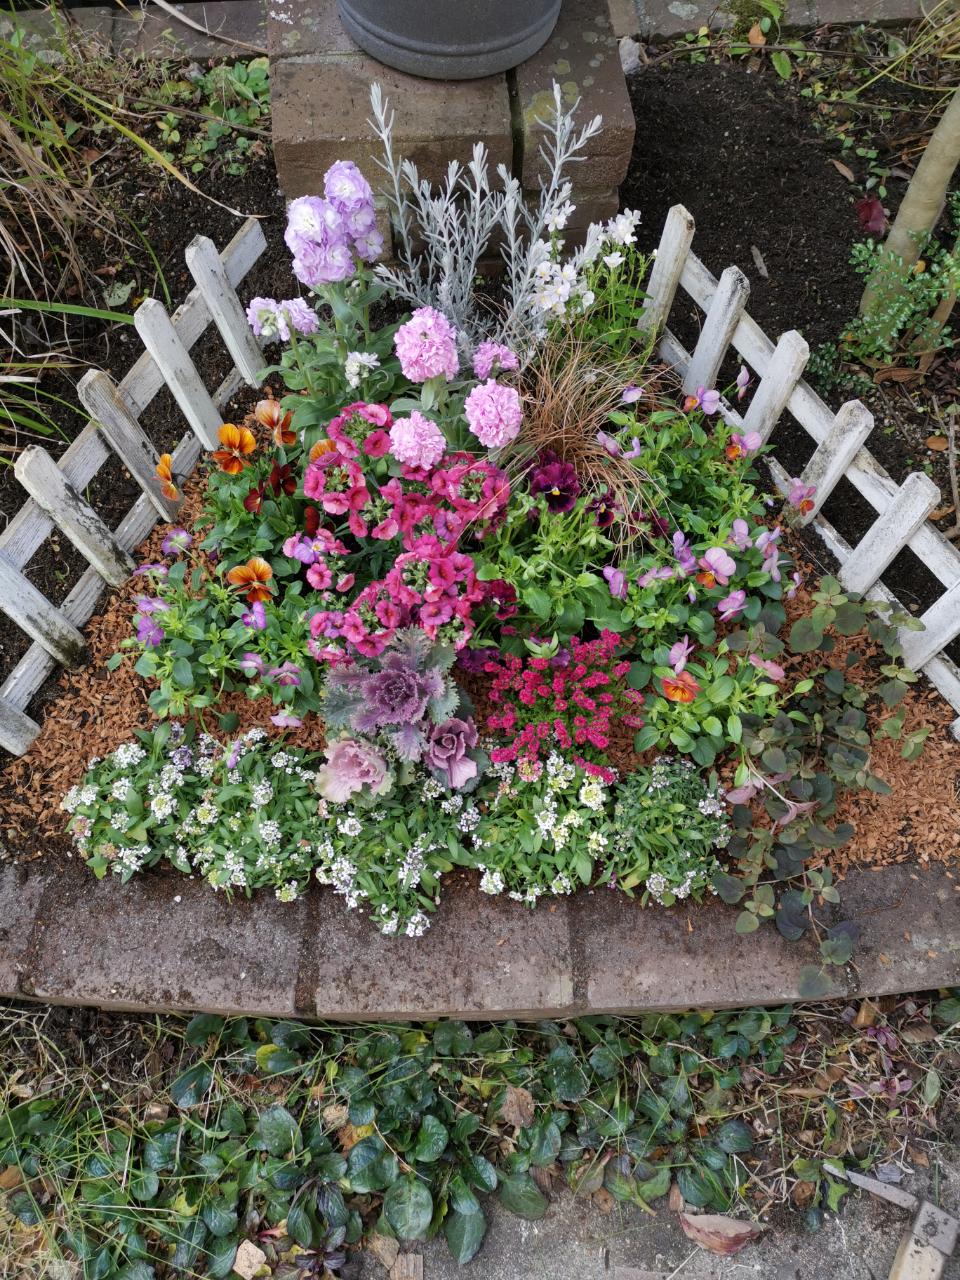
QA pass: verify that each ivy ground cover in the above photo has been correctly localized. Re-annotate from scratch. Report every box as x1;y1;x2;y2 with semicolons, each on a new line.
52;89;950;994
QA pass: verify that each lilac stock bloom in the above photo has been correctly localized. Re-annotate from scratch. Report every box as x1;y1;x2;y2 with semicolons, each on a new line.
239;652;265;677
668;635;693;674
269;662;302;687
603;565;627;599
729;518;753;551
246;296;319;341
161;527;192;555
135;613;165;647
472;341;518;381
672;531;697;576
242;600;267;630
285;195;356;286
323;160;373;216
717;589;747;621
621;385;643;404
596;430;621;456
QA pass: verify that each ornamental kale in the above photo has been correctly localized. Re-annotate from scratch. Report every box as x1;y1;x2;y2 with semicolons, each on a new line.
323;629;487;789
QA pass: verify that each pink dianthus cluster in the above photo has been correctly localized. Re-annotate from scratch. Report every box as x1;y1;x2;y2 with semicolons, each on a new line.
483;631;643;780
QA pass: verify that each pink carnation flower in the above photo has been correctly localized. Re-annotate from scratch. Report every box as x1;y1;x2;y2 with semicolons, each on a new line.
464;379;523;449
389;411;447;470
394;306;459;382
472;341;518;381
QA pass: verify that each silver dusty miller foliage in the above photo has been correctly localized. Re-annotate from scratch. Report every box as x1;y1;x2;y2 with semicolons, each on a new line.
368;82;605;353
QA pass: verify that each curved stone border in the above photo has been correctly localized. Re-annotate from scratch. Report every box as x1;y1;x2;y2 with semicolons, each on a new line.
1;859;957;1019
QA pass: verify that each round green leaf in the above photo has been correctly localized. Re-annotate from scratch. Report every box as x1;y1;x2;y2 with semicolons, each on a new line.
498;1172;549;1220
257;1105;301;1158
412;1114;448;1163
384;1175;433;1240
444;1210;487;1263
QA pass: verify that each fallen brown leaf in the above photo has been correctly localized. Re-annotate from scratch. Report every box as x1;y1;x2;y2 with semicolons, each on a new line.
679;1213;764;1256
497;1084;535;1131
0;1166;23;1191
830;158;855;182
747;21;766;45
926;435;949;451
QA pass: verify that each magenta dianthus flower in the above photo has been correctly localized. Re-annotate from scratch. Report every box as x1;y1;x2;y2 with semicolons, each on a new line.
388;411;447;470
464;379;523;449
394;307;459;383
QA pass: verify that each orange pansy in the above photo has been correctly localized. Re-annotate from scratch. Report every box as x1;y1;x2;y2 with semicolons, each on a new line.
661;671;701;703
212;423;257;474
695;569;716;589
155;453;179;501
254;398;296;447
309;438;337;462
226;556;274;603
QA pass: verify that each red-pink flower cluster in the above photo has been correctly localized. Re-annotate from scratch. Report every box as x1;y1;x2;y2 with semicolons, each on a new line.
483;631;644;781
294;404;512;663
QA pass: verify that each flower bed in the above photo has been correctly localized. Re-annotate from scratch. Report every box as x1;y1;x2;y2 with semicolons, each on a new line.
30;89;960;996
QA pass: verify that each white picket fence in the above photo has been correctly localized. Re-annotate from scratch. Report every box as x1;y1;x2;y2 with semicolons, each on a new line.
0;218;268;755
1;202;959;756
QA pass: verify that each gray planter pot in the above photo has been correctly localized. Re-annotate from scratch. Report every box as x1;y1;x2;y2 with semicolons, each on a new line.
337;0;561;80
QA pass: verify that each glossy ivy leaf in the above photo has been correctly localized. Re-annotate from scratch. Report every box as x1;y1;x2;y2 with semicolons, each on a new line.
170;1063;212;1109
444;1209;487;1263
499;1172;549;1220
347;1137;398;1192
384;1175;433;1240
286;1198;315;1248
257;1105;301;1158
464;1152;498;1193
206;1236;239;1279
184;1013;225;1046
412;1114;449;1163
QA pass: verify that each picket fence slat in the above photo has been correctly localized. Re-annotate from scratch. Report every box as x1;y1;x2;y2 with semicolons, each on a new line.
900;582;960;670
0;697;41;756
134;299;223;451
838;472;941;596
642;204;696;334
799;401;875;522
0;557;86;667
78;370;182;521
120;218;267;417
14;446;136;587
742;330;809;444
185;234;265;387
683;265;750;396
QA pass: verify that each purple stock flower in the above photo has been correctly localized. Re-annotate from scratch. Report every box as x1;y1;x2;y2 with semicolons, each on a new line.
472;341;518;381
323;160;373;215
465;380;523;449
529;457;580;513
161;527;192;555
285;195;356;286
394;307;459;383
246;296;319;341
603;565;627;599
717;589;747;621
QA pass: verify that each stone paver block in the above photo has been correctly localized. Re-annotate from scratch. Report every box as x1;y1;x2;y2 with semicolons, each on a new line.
115;0;266;60
607;0;641;37
0;6;114;52
815;0;922;23
633;0;730;40
267;0;358;59
0;864;50;997
577;891;849;1012
272;56;513;196
311;878;574;1019
26;862;306;1016
516;0;635;190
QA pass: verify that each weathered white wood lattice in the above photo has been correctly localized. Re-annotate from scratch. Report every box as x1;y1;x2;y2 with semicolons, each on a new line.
1;202;959;757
